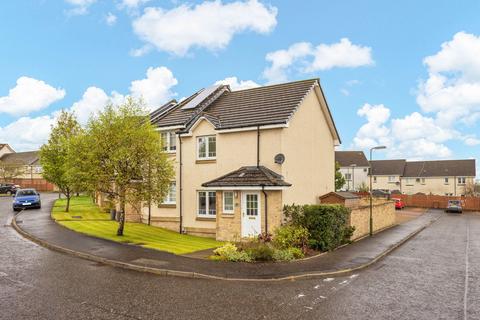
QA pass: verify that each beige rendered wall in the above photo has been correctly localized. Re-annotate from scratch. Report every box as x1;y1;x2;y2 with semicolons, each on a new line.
371;175;401;191
281;89;335;206
401;176;475;196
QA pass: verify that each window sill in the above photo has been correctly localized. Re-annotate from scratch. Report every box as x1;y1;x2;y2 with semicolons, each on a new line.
196;216;216;221
221;213;235;218
196;159;216;164
158;204;176;208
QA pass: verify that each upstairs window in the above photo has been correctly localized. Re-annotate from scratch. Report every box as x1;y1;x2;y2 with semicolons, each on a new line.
373;176;377;183
197;136;216;160
458;177;466;185
388;176;396;182
444;177;449;184
344;173;352;181
160;131;176;153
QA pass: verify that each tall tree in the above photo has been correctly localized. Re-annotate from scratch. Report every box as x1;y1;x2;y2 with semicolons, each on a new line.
83;98;173;236
335;161;345;191
0;160;23;182
40;110;81;212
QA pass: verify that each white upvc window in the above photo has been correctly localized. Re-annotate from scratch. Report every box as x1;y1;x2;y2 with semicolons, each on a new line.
198;191;216;216
160;131;176;153
405;178;413;185
458;177;466;185
373;176;377;183
223;191;234;214
388;176;396;182
197;136;216;160
162;182;176;204
421;178;426;184
344;173;352;181
444;177;449;184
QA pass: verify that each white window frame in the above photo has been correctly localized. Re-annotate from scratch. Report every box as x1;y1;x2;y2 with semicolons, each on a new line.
160;131;176;153
458;177;466;185
405;178;413;186
373;176;377;183
162;182;176;204
223;191;234;214
197;191;216;217
344;173;352;181
388;176;396;183
197;135;216;160
444;177;449;184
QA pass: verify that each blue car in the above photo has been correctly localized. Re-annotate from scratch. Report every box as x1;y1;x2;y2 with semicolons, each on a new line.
13;189;41;211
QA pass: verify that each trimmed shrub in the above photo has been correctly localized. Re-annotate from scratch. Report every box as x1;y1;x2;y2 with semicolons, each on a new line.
273;247;304;261
244;243;275;261
273;225;309;252
284;204;355;252
213;243;252;262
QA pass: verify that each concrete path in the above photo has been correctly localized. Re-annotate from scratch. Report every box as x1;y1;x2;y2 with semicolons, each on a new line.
13;193;441;280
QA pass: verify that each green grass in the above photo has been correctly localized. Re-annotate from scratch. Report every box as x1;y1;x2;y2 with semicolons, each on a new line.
52;196;223;255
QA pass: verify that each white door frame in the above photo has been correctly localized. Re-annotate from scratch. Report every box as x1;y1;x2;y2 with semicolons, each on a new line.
241;191;261;238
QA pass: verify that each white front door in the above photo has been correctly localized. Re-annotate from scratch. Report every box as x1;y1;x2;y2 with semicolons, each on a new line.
241;192;261;237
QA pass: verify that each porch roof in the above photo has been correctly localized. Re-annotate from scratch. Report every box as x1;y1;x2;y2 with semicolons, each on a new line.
201;166;292;188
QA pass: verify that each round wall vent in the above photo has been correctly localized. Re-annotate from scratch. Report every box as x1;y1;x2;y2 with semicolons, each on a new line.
274;153;285;164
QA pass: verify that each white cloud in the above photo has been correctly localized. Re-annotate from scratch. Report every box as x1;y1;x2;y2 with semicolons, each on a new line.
0;115;56;151
0;77;65;116
65;0;96;15
120;0;150;9
105;12;117;26
129;66;178;108
214;77;260;91
417;32;480;127
132;0;277;56
263;39;373;83
464;136;480;146
69;87;124;124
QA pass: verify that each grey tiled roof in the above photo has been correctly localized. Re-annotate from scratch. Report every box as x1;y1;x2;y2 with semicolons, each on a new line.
202;166;292;187
370;160;406;175
0;151;40;165
403;159;476;177
335;151;369;167
151;79;321;131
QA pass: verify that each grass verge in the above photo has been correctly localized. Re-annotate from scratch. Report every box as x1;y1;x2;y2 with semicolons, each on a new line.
52;196;223;255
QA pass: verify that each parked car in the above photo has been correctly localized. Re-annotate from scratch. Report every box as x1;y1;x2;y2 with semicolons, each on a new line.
393;198;405;210
446;200;462;213
372;189;391;198
0;183;18;195
12;189;41;211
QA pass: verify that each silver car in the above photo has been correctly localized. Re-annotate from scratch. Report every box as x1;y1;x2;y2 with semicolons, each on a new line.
446;200;462;213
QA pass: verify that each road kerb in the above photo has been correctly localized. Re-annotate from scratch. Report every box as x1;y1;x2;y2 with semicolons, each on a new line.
11;212;441;282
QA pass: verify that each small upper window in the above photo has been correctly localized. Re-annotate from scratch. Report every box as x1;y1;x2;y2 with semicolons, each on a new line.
344;173;352;181
197;136;216;160
458;177;466;185
444;177;449;184
161;131;176;153
373;176;377;183
388;176;396;182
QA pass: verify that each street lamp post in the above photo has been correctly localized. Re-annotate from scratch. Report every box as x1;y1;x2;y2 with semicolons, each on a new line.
369;145;386;236
350;164;357;191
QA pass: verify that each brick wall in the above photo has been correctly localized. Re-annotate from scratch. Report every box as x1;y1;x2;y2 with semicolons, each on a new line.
394;194;480;210
350;200;396;240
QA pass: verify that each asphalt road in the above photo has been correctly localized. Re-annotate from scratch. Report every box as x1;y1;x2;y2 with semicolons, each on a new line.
1;194;479;320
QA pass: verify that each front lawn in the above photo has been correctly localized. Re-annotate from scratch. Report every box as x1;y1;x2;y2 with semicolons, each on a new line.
52;196;223;255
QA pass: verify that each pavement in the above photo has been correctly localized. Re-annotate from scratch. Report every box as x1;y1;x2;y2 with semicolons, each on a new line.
13;193;441;280
2;193;480;319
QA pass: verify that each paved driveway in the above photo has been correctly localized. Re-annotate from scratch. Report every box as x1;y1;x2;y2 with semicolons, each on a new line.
1;194;479;319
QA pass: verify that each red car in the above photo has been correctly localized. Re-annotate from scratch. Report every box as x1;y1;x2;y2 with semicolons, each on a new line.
393;198;405;209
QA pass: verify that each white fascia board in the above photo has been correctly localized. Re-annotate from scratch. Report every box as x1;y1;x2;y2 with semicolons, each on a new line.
155;125;184;131
201;186;288;191
216;123;288;134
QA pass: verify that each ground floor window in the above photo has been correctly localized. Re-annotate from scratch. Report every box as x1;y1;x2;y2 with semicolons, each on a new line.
223;191;234;213
162;182;176;205
198;191;216;216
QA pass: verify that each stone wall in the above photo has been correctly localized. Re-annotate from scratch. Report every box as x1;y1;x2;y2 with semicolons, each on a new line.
349;199;396;240
141;216;180;232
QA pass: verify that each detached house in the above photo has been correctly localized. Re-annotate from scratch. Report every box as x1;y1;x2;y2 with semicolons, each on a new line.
142;79;340;241
335;151;370;191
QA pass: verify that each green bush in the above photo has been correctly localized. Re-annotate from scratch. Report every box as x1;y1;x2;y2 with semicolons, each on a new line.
284;204;354;252
272;247;304;261
213;243;252;262
244;243;275;261
273;225;309;251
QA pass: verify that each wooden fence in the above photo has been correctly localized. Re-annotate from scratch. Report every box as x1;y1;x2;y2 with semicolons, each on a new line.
1;178;56;192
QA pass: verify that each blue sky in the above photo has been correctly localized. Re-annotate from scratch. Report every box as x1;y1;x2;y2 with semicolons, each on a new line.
1;0;480;175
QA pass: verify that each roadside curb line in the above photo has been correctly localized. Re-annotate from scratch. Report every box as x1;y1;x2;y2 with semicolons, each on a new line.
11;213;441;282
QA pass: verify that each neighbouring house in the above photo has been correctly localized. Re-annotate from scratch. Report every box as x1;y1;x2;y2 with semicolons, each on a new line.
335;151;369;191
0;145;54;191
138;79;340;241
370;159;476;196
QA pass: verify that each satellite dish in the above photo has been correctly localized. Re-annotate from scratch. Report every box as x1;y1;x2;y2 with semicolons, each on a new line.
274;153;285;164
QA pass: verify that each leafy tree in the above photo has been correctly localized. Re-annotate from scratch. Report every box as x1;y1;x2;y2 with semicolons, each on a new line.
335;161;345;191
0;160;23;182
40;111;82;212
83;98;173;236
